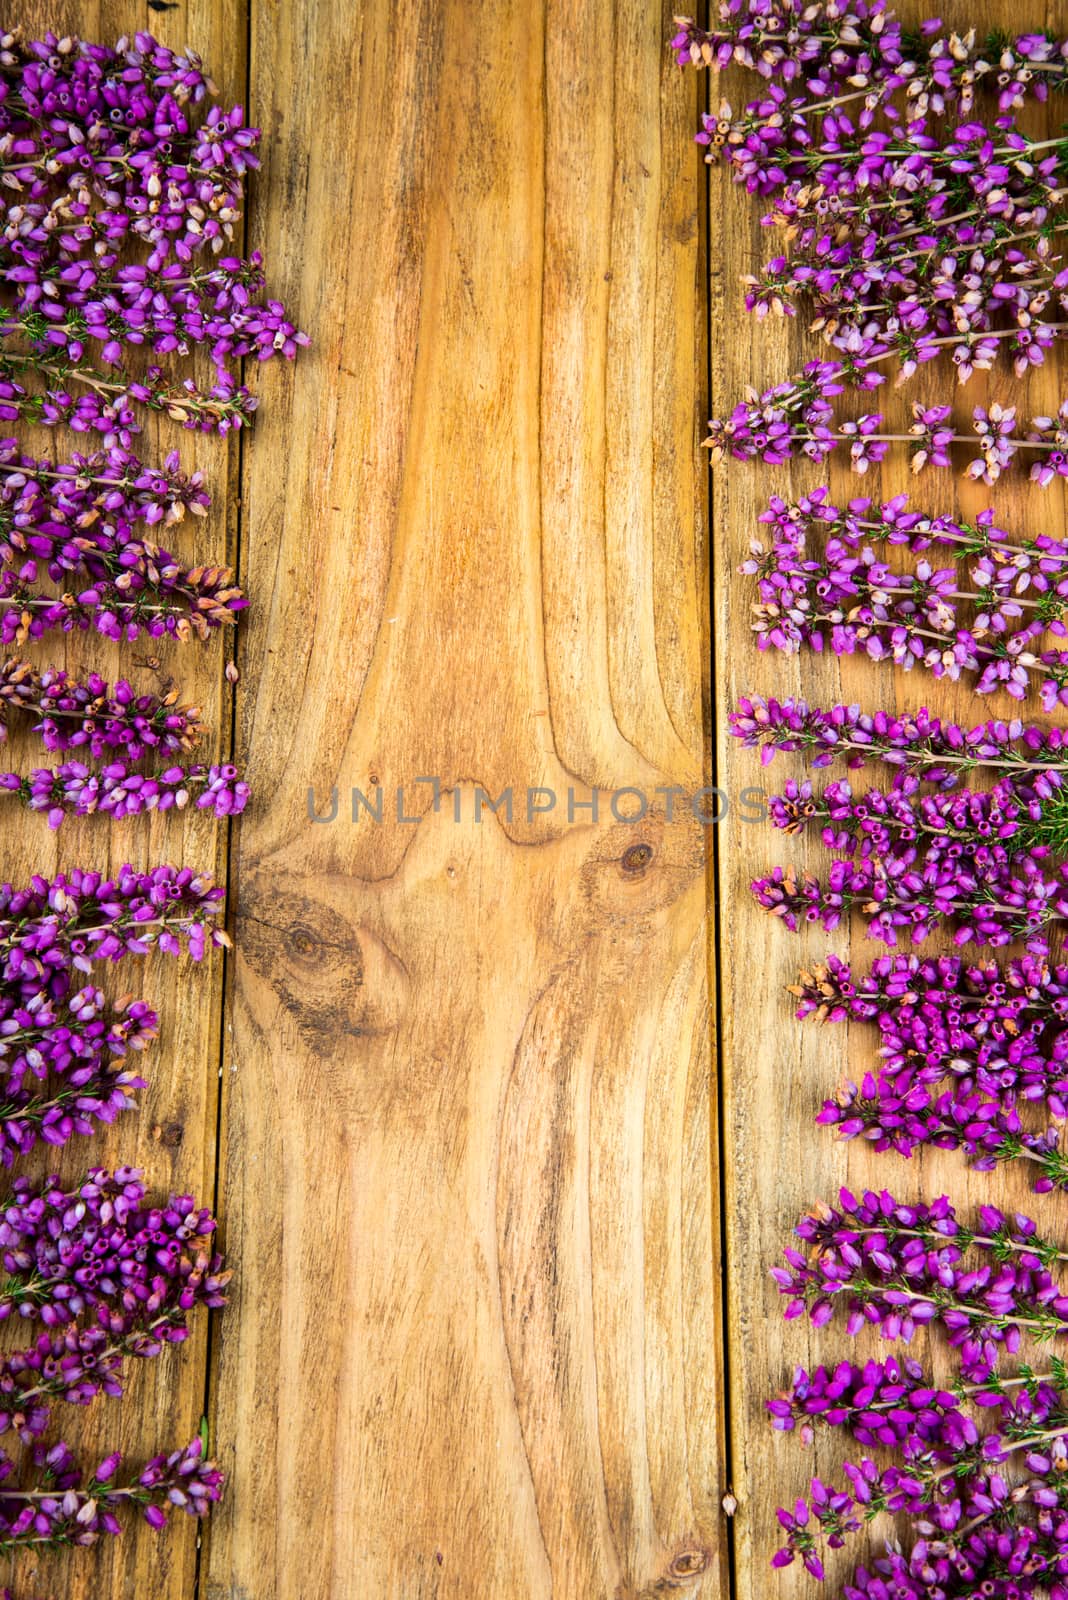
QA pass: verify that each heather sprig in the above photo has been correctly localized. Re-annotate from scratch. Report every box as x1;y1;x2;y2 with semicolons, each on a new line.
731;696;1068;784
789;950;1068;1030
751;761;1068;951
816;1070;1068;1192
0;1432;222;1562
750;207;1068;387
0;1167;217;1328
673;1;925;84
0;570;242;647
0;987;155;1168
767;1188;1068;1594
673;5;1066;114
784;950;1068;1191
0;1166;228;1446
0;863;225;1160
757;486;1068;578
0;438;244;642
791;950;1068;1100
754;767;1068;941
0;986;157;1098
0;360;257;446
764;771;1068;855
8;255;305;373
675;6;1068;192
0;523;244;634
0;1432;223;1549
0;1066;144;1170
773;1186;1068;1376
706;364;1068;485
743;489;1068;705
0;864;228;988
0;438;210;529
737;119;1068;397
0;478;222;588
0;29;308;438
0;758;248;828
0;662;204;759
751;852;1068;952
0;1271;227;1445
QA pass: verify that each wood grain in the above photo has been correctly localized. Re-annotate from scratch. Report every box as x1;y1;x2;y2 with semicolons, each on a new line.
710;4;1068;1596
203;2;723;1599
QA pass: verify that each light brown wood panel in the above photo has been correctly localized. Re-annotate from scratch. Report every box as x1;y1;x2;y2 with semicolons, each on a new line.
710;4;1068;1596
0;6;244;1598
206;1;722;1597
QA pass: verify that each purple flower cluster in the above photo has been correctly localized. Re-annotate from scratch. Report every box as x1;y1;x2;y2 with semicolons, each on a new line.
0;1432;222;1553
0;440;246;817
0;1167;218;1327
0;146;251;814
764;771;1062;855
0;988;155;1169
772;1357;1068;1594
729;106;1068;364
789;949;1068;1031
675;4;1068;189
774;1186;1068;1379
767;1186;1068;1594
707;366;1068;484
744;488;1068;705
0;435;242;644
0;31;288;1582
684;16;1068;473
0;1169;227;1445
0;533;244;648
0;29;307;441
752;850;1068;950
0;863;224;1167
0;1158;231;1560
0;661;204;759
787;949;1068;1190
753;756;1068;951
731;695;1068;784
0;864;227;989
0;758;248;828
676;10;1068;1596
683;13;1068;403
0;438;210;527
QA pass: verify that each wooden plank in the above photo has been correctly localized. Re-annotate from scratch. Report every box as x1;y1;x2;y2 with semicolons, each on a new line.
710;5;1068;1595
0;6;244;1598
207;1;723;1597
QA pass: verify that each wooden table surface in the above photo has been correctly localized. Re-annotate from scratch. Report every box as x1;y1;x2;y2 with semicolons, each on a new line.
5;1;1063;1597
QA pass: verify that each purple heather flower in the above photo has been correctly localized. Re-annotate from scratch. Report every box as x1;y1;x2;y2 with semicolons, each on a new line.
774;1184;1068;1378
0;759;249;828
0;1167;220;1328
0;1430;223;1555
766;1179;1068;1592
0;662;205;760
0;864;228;980
742;489;1068;702
0;32;308;436
730;694;1068;785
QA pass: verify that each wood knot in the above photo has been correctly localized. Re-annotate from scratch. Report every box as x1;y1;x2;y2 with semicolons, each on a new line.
153;1121;184;1149
668;1548;709;1581
289;924;321;960
621;842;655;876
237;882;409;1056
